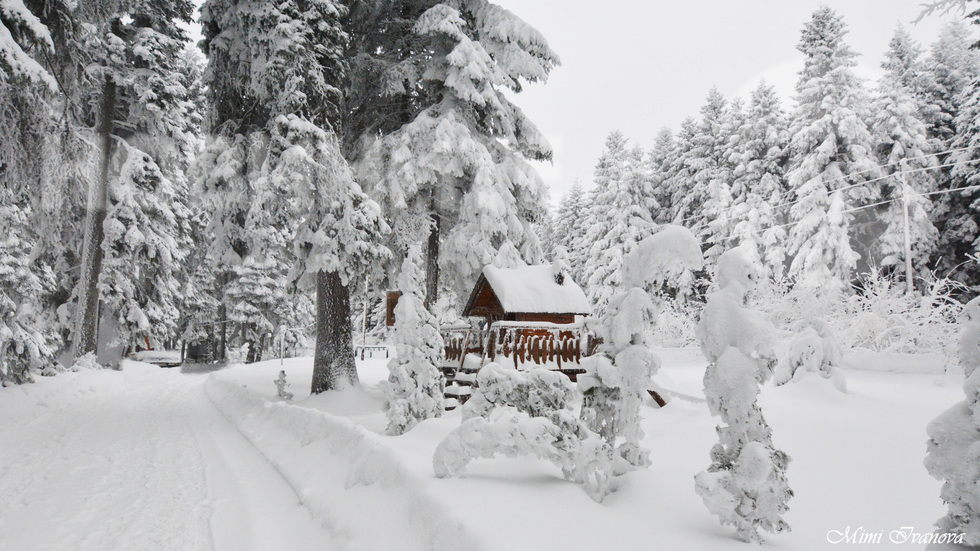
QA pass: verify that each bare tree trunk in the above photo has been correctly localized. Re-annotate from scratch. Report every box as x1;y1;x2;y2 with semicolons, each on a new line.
425;213;440;308
311;269;357;393
216;272;227;361
73;76;116;360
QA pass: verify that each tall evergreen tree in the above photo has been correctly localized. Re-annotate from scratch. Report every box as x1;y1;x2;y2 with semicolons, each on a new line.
68;0;195;361
945;83;980;291
922;22;979;149
355;0;559;303
664;116;698;225
583;131;657;315
786;7;879;292
648;127;675;225
728;81;790;280
552;181;588;286
870;28;940;286
690;88;734;266
0;0;58;380
199;0;388;390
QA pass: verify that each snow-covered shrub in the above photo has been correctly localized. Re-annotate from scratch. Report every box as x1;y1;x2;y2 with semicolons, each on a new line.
71;352;102;372
773;319;847;392
433;363;613;502
755;270;963;366
648;297;700;348
274;370;294;400
226;343;249;365
924;296;980;546
581;225;703;473
845;271;963;360
694;248;792;543
381;247;444;435
0;208;53;385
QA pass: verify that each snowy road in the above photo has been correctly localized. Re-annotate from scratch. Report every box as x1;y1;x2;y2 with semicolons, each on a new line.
0;364;339;551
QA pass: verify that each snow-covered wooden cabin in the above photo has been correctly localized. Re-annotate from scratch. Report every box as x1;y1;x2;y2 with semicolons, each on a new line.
441;264;593;405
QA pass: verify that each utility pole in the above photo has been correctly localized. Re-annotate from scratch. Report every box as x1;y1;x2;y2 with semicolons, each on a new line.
898;160;914;296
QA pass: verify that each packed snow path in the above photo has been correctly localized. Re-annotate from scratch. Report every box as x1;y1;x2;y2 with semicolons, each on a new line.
0;363;339;551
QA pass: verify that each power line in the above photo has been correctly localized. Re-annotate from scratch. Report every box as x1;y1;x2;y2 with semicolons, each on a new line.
677;146;980;230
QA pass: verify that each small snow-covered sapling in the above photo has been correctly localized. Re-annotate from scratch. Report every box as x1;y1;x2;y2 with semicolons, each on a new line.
580;225;704;473
694;248;792;543
381;246;445;436
924;296;980;546
274;370;294;400
773;319;846;392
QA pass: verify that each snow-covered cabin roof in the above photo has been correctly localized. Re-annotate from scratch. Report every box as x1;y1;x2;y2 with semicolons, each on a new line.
463;264;591;317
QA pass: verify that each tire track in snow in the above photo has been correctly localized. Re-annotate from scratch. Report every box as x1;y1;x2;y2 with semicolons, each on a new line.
0;365;338;551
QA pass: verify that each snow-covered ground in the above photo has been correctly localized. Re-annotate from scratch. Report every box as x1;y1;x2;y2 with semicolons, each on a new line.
0;362;340;551
0;350;962;550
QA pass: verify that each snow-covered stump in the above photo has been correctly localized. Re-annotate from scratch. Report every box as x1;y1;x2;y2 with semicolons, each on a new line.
274;370;294;400
433;363;614;502
580;225;703;474
924;296;980;547
694;248;792;543
381;247;445;435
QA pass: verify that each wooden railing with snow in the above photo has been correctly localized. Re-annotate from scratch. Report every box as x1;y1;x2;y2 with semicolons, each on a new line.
438;321;593;409
438;324;483;370
486;321;590;379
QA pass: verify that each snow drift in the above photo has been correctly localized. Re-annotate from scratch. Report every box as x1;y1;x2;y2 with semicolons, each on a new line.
204;374;484;551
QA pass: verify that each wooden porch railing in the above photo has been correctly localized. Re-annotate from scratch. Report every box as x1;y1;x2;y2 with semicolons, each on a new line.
486;321;590;376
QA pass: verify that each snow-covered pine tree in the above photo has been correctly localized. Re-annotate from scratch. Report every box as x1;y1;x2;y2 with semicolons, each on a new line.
883;26;933;120
945;83;980;292
200;0;389;391
0;200;51;384
694;248;792;543
98;149;192;356
68;0;196;362
0;0;58;380
925;296;980;546
649;127;675;225
727;81;790;280
223;254;286;363
786;7;879;293
664;117;699;225
0;0;56;88
870;29;940;287
583;131;657;316
922;22;979;149
552;181;589;286
382;244;444;435
919;23;980;289
355;0;558;303
689;88;735;267
581;225;703;472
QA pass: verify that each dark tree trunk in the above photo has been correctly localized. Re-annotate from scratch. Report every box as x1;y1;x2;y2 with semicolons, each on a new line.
216;272;227;361
73;76;116;360
311;269;357;393
425;213;440;308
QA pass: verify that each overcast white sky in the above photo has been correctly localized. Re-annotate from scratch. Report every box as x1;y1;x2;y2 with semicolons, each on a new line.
490;0;971;207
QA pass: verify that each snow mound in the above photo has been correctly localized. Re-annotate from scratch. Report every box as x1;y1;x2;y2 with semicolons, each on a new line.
773;320;847;392
204;375;485;551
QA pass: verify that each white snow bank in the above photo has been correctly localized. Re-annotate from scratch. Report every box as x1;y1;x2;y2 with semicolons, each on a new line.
204;374;485;551
844;350;946;374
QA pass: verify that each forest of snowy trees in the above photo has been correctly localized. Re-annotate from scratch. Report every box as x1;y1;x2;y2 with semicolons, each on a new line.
0;0;557;389
552;9;980;320
2;0;980;395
